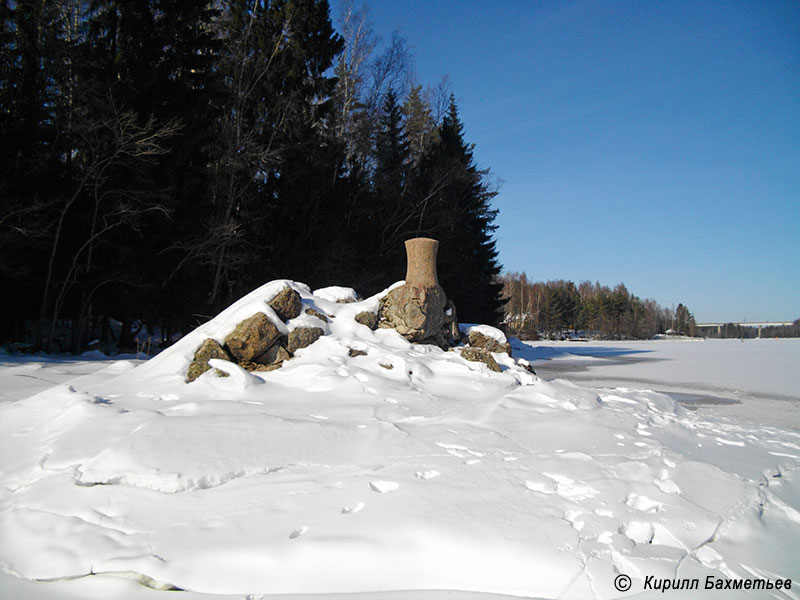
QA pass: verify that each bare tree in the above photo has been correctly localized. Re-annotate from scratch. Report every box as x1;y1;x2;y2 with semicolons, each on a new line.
37;92;180;351
333;1;410;171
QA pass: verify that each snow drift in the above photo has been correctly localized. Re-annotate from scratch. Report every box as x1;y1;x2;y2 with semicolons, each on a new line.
1;281;798;599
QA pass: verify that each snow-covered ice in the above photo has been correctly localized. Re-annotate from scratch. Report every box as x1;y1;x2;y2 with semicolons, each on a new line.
1;282;798;599
525;338;800;430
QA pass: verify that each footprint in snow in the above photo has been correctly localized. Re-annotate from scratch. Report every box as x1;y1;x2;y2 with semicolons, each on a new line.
625;493;663;513
369;480;399;493
342;502;365;514
654;478;681;494
563;509;585;531
415;470;440;480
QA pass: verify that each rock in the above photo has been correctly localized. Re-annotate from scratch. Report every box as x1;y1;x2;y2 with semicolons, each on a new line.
224;312;281;362
354;311;377;329
443;299;461;344
256;341;291;366
517;359;537;375
460;347;502;372
468;330;512;356
240;361;282;372
305;308;329;322
268;286;302;321
348;348;367;357
187;338;231;382
287;327;324;354
378;284;448;345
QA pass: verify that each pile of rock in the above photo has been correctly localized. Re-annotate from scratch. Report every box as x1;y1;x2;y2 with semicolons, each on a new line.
457;328;513;373
186;238;527;382
187;286;330;382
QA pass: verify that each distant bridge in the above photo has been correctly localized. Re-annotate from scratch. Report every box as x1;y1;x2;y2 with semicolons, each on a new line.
695;321;795;337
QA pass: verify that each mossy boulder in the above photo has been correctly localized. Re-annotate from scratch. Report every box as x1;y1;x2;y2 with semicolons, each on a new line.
257;341;291;366
268;286;302;321
224;312;281;362
460;346;502;372
239;361;283;372
305;308;329;322
468;330;512;356
378;284;448;346
287;327;324;354
354;310;378;329
187;338;231;382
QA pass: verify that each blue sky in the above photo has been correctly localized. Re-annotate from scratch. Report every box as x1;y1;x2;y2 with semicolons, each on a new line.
329;0;799;323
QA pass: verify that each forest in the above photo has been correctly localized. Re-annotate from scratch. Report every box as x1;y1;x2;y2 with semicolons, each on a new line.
0;0;503;352
500;273;698;340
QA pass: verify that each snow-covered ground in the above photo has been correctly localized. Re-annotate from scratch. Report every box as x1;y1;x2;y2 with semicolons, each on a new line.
1;283;798;599
522;338;800;430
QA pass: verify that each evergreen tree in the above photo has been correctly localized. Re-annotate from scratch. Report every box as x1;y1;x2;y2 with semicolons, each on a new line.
367;89;410;282
416;95;503;323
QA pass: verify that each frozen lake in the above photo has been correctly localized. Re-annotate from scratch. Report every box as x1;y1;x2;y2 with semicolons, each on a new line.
517;338;800;430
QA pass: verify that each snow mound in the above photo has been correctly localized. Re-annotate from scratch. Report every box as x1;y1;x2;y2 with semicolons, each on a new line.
0;280;798;599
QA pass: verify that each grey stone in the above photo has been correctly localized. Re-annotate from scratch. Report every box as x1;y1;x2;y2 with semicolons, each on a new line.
305;308;329;323
443;299;462;345
224;312;281;362
460;346;502;372
468;330;512;356
187;338;231;382
287;327;324;354
378;284;448;345
268;286;302;321
354;311;378;329
240;361;283;372
256;341;291;365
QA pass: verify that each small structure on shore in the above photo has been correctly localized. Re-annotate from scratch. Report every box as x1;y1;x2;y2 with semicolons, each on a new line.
377;238;460;349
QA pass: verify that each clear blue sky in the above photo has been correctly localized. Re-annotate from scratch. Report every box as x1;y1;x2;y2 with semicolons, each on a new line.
329;0;800;323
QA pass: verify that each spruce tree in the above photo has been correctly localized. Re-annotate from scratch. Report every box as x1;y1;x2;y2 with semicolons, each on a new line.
415;95;503;323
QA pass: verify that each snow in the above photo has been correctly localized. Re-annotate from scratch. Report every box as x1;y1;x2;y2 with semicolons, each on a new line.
523;338;800;429
1;282;799;599
312;285;361;304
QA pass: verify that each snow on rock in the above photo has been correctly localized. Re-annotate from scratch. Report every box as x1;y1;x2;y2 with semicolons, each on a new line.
312;285;361;304
0;281;799;599
459;323;508;345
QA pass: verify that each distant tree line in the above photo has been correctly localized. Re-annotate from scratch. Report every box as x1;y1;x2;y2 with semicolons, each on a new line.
500;273;698;339
699;320;800;339
0;0;502;352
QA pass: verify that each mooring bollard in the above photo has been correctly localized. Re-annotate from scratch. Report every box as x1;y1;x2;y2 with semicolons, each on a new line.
404;237;440;289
